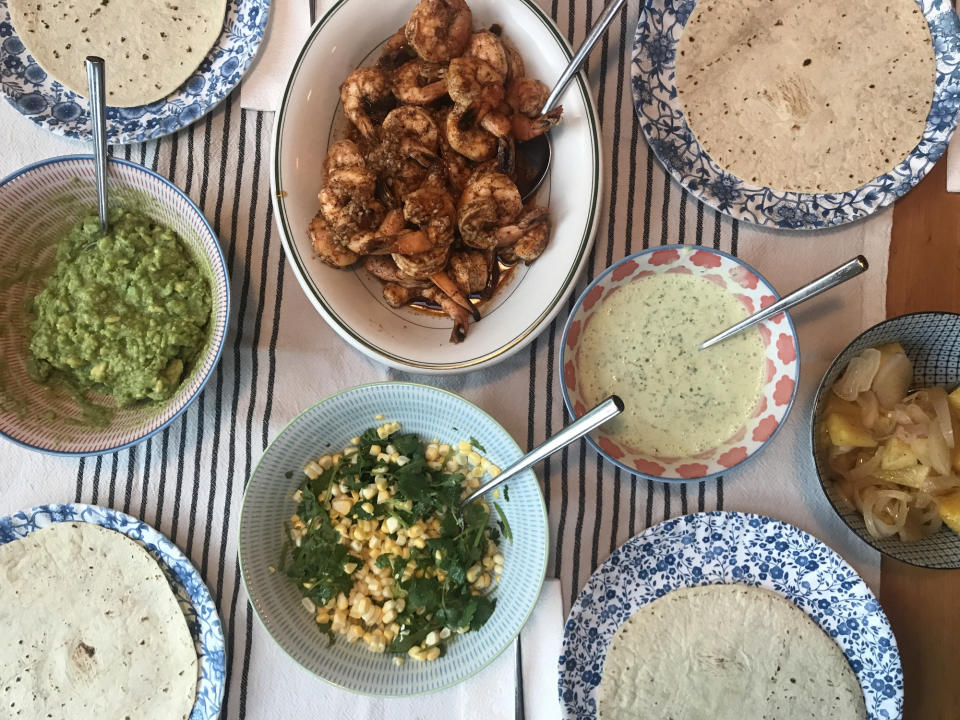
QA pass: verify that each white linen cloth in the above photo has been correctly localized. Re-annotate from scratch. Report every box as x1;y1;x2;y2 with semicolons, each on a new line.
0;0;889;716
239;0;313;112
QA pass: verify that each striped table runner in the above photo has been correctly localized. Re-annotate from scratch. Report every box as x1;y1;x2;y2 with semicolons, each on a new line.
0;0;892;715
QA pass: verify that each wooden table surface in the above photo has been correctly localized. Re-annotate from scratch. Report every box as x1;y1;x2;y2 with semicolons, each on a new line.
885;156;960;720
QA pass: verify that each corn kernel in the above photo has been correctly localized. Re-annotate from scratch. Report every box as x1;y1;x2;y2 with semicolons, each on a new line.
369;444;382;456
439;627;451;639
467;451;482;466
344;562;358;574
393;656;404;667
466;565;481;583
425;647;441;661
384;516;400;534
425;631;439;647
318;455;333;469
425;445;439;461
408;646;423;660
361;502;375;515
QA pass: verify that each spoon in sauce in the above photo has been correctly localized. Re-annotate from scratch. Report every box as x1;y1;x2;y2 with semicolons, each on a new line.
86;56;109;233
456;395;623;523
515;0;628;201
698;255;869;351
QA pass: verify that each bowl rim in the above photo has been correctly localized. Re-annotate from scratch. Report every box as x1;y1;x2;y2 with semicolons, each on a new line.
269;0;603;374
810;310;960;569
0;154;230;457
237;380;549;696
558;243;800;483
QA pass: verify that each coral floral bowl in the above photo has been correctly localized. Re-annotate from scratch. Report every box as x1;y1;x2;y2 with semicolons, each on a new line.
559;245;799;482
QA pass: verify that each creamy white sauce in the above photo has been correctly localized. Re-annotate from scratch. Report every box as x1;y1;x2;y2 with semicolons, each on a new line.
578;273;765;457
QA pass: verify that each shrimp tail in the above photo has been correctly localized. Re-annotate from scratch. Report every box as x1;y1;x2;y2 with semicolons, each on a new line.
422;286;471;343
512;106;563;141
430;271;482;321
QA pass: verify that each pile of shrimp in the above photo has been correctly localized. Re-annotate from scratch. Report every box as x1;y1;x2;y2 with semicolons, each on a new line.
309;0;561;343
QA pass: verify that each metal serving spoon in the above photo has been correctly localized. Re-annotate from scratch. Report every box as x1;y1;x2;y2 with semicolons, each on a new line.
457;395;623;521
515;0;628;201
698;255;869;351
86;56;109;233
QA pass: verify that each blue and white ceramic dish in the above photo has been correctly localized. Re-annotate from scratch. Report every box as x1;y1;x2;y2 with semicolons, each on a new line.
632;0;960;229
0;156;230;456
0;0;269;144
239;382;549;695
0;503;226;720
559;512;902;719
813;311;960;570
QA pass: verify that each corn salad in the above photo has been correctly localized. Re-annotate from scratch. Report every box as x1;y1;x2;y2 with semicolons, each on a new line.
283;421;508;661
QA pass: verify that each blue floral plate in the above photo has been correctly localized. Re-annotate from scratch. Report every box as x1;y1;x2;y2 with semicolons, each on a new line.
559;512;902;719
632;0;960;229
0;0;269;144
0;503;226;719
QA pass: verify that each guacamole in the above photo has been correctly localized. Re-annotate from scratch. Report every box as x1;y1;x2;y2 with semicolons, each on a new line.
28;209;212;407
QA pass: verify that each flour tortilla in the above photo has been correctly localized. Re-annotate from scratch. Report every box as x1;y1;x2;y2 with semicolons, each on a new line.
675;0;936;193
597;584;866;720
0;522;198;720
9;0;226;107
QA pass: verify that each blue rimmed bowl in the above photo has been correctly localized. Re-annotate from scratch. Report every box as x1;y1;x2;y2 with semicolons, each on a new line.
559;245;799;482
239;382;548;695
812;311;960;569
0;155;229;456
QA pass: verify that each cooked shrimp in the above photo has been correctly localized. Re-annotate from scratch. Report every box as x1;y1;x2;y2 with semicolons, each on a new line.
379;26;416;69
382;106;440;150
405;0;472;62
309;212;359;268
465;31;508;83
340;68;392;141
506;77;550;118
403;177;457;246
436;108;474;193
346;208;433;255
449;249;492;295
364;255;429;287
511;106;563;141
502;40;525;83
394;243;450;279
393;60;448;105
445;104;497;162
457;172;523;249
318;166;381;237
324;139;365;178
382;282;418;307
496;206;550;263
446;57;503;106
430;269;481;318
421;286;471;343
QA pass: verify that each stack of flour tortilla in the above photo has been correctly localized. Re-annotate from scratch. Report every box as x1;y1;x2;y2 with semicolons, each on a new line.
8;0;226;106
597;584;866;719
675;0;936;193
0;523;197;720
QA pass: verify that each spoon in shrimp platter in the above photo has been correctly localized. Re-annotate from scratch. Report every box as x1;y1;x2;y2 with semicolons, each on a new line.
514;0;628;201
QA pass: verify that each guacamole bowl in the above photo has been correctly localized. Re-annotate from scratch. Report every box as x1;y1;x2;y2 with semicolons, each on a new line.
0;155;229;455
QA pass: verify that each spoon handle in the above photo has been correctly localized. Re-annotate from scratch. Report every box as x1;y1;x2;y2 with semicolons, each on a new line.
698;255;869;351
540;0;628;114
86;56;108;234
459;395;623;507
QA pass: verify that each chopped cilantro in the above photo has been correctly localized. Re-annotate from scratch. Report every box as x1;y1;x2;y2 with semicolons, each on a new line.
469;436;486;452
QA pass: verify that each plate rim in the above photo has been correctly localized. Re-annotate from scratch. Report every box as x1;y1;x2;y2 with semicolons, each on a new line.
269;0;603;374
238;380;549;696
558;510;903;719
0;502;227;720
631;0;960;230
810;310;960;570
0;0;271;145
0;154;231;457
557;243;800;482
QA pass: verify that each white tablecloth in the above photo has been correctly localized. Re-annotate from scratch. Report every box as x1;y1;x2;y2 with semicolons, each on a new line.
0;0;890;716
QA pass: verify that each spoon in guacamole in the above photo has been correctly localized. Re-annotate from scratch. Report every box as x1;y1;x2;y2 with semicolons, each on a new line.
85;56;109;233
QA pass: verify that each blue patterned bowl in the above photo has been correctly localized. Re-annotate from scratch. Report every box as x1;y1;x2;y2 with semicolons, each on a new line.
0;156;230;455
0;0;269;144
0;503;226;720
812;312;960;569
239;382;549;695
559;512;902;720
632;0;960;229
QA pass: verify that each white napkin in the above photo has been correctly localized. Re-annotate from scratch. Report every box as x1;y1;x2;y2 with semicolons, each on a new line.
0;105;84;173
239;0;314;112
244;579;564;720
947;135;960;191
